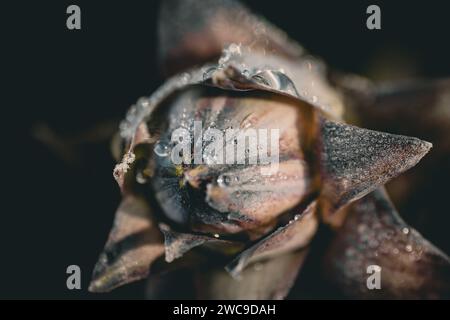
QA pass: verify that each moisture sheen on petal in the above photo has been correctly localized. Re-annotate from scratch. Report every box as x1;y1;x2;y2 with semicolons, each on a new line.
317;118;432;223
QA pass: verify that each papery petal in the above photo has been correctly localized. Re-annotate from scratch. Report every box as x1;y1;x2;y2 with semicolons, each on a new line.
317;118;431;224
226;201;318;277
158;0;303;76
89;196;164;292
197;249;309;299
206;159;310;230
323;188;450;299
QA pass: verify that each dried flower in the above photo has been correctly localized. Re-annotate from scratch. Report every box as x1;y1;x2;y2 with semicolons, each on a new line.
89;0;450;299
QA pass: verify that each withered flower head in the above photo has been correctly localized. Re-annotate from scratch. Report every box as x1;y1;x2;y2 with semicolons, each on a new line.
89;0;450;299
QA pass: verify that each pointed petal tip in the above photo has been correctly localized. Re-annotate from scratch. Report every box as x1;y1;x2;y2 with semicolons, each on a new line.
88;279;107;293
403;136;433;167
319;119;434;218
88;272;115;293
88;257;122;293
88;275;123;293
422;140;433;153
88;260;143;293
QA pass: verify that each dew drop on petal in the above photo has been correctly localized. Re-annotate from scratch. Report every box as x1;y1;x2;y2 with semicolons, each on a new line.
253;263;263;271
217;174;231;187
136;171;149;184
203;67;217;80
154;141;169;157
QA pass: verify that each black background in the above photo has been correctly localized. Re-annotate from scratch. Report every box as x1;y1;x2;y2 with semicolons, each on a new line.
3;0;450;299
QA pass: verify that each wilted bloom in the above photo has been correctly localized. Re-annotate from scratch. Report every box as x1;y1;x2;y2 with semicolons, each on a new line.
89;0;450;299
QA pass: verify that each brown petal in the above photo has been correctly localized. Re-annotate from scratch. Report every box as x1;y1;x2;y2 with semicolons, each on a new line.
89;196;164;293
226;201;318;277
323;188;450;299
317;118;432;225
206;159;312;230
159;223;242;263
158;0;303;76
113;141;153;194
197;248;309;299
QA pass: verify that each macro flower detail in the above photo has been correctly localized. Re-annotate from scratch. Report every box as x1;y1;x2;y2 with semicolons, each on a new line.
89;0;450;299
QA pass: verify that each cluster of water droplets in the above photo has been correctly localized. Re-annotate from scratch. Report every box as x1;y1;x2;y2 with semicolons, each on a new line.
287;213;302;225
212;43;323;107
119;67;206;140
217;174;241;188
153;141;170;157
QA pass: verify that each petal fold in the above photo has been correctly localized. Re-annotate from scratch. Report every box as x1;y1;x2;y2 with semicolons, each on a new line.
89;196;164;292
324;189;450;299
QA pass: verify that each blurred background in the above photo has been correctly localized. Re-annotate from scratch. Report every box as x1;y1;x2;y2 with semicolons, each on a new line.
3;0;450;298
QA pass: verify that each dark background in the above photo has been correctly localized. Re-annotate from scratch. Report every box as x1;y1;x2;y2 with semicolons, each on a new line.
3;0;450;299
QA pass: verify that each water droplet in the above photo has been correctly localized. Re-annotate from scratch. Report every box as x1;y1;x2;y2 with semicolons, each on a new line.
402;227;409;235
180;72;190;83
137;97;149;108
213;233;220;238
136;171;149;184
253;263;263;271
203;67;217;80
126;105;137;121
218;43;241;66
311;95;318;103
294;214;300;221
393;248;399;255
406;245;413;253
228;43;241;54
217;174;231;187
154;141;169;157
125;152;135;164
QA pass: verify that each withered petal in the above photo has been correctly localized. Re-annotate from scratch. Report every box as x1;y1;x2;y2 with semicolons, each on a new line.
158;0;303;76
113;142;153;195
197;248;309;299
336;77;450;152
206;159;312;230
156;0;343;118
226;201;318;277
89;196;164;293
323;188;450;299
317;118;432;224
159;223;241;263
118;55;340;144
